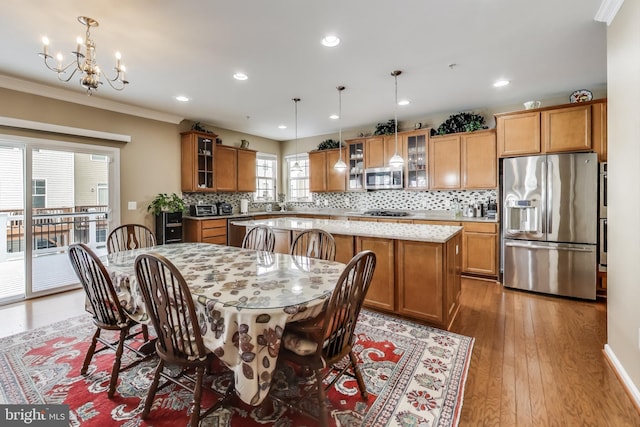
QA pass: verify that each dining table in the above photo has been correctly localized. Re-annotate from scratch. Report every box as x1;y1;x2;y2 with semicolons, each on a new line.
103;242;346;406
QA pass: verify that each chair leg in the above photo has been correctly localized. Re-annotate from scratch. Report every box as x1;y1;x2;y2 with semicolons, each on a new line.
141;324;150;342
189;366;205;427
107;328;128;398
81;327;101;375
142;359;164;419
349;351;368;400
315;368;330;427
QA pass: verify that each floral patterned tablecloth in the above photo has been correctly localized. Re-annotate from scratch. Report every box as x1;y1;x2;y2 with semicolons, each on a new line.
104;242;345;406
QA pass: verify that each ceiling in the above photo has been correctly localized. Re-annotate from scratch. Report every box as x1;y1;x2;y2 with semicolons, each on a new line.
0;0;607;141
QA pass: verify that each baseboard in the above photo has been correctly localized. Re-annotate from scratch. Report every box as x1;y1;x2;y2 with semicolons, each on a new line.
603;344;640;412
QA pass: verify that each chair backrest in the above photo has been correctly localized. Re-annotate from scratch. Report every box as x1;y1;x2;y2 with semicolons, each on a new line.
68;243;129;329
134;253;208;363
107;224;156;254
241;225;275;252
289;229;336;261
321;250;376;361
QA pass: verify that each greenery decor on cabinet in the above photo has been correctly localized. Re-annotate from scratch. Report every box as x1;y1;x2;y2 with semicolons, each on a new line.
374;119;397;135
316;139;344;150
147;193;186;215
435;112;488;135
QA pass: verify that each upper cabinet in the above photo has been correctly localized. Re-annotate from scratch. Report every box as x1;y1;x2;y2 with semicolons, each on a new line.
405;130;429;190
181;131;217;192
347;139;365;191
496;100;606;158
181;131;256;193
364;135;405;168
429;134;461;189
309;148;347;192
461;130;497;189
429;129;497;190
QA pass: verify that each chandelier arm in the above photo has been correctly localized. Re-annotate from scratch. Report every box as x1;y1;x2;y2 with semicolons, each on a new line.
102;76;127;91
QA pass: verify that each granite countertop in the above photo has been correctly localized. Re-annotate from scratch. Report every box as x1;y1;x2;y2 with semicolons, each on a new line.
185;208;497;223
228;217;462;244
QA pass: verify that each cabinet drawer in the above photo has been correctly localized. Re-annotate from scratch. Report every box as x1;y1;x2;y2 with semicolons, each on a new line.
463;222;497;233
203;235;227;245
202;227;226;238
413;220;461;226
201;219;227;229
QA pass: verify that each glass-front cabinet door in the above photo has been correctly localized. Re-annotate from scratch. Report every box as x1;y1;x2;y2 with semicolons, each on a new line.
347;139;365;191
406;130;428;189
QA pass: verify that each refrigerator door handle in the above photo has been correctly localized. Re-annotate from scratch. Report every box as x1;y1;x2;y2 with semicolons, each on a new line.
545;159;552;234
504;241;593;252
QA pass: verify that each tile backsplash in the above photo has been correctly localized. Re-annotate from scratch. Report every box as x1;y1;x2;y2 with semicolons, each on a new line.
184;189;497;214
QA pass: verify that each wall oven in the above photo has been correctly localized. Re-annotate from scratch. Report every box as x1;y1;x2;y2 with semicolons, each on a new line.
364;167;403;190
598;162;607;271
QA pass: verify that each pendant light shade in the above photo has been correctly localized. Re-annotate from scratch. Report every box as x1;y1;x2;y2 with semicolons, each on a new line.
389;70;405;168
333;85;347;171
291;97;303;174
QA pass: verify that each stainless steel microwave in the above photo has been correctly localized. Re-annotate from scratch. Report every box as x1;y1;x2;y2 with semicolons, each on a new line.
364;167;403;190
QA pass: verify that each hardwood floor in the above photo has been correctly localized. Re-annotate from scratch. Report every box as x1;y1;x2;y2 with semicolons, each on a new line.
451;277;640;426
1;279;639;426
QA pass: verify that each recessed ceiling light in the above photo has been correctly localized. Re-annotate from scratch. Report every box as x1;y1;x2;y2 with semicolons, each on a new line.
493;79;510;87
321;35;340;47
175;96;189;102
329;114;339;120
278;124;287;129
233;73;248;81
398;100;410;106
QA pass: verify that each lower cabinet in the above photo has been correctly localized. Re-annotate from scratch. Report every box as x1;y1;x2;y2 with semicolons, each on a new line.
333;234;355;264
356;236;395;312
183;218;227;245
462;222;498;277
396;233;461;330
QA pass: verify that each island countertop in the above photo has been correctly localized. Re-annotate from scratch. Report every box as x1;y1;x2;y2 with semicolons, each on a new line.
229;216;462;244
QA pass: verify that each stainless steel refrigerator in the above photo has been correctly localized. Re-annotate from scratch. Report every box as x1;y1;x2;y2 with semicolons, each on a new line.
502;152;598;299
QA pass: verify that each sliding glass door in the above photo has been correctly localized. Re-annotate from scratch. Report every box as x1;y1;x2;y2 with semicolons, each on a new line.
0;137;119;304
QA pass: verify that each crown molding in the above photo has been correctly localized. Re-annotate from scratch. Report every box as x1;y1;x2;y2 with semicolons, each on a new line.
594;0;624;25
0;74;184;124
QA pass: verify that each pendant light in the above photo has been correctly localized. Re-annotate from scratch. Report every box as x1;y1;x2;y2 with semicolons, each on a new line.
389;70;405;168
333;85;347;171
291;97;303;174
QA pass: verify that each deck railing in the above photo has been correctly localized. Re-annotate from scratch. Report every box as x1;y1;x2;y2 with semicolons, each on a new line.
0;206;108;260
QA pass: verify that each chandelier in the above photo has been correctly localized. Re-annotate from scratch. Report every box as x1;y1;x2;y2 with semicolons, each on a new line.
39;16;129;95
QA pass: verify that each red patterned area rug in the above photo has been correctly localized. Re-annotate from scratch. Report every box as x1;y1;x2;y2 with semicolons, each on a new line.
0;310;473;427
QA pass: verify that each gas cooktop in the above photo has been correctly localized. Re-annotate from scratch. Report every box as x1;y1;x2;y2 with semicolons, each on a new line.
363;210;410;217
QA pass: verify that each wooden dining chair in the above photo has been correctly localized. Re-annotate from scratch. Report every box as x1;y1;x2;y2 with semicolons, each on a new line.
277;250;377;426
289;228;336;261
107;224;156;254
134;252;233;427
68;243;151;398
241;225;276;252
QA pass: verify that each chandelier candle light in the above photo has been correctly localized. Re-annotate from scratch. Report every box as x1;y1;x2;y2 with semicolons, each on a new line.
39;16;129;95
291;98;303;174
334;85;347;171
389;70;405;168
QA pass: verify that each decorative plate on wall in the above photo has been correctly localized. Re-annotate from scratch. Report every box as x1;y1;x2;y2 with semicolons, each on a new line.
570;89;593;103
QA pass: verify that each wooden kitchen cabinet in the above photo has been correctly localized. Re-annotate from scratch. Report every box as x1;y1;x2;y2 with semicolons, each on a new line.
365;136;385;168
183;218;227;245
181;131;217;192
215;145;257;192
429;134;461;189
405;129;429;189
496;111;541;156
462;222;498;277
461;130;497;189
333;234;355;264
347;139;365;191
542;104;591;153
357;236;395;312
396;232;461;330
496;100;604;157
308;148;346;192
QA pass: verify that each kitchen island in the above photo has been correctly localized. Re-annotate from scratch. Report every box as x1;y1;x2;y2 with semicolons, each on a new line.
229;217;463;330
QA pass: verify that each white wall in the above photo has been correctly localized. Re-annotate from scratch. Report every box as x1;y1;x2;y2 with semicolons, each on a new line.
606;0;640;400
